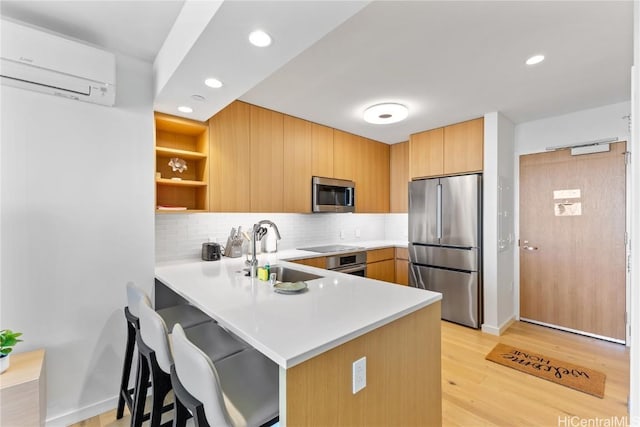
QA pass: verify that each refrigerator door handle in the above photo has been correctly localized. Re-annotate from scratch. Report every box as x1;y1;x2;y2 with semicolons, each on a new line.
436;183;442;239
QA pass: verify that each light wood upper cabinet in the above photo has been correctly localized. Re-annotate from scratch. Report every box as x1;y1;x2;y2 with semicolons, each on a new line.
366;138;390;213
334;131;389;213
283;115;312;213
410;127;444;179
443;117;484;175
333;129;358;181
311;123;334;178
410;118;483;178
155;112;209;212
390;141;409;213
205;100;390;214
250;105;284;212
209;101;251;212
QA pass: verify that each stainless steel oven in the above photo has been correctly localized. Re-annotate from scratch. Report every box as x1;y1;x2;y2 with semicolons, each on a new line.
326;251;367;277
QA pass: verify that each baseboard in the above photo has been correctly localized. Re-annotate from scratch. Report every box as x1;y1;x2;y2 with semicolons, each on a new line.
45;395;118;427
481;315;516;336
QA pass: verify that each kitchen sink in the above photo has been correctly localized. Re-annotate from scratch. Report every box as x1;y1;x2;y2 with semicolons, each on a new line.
244;265;323;282
270;265;323;282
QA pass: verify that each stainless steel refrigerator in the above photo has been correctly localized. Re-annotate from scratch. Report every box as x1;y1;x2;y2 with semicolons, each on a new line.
408;173;482;328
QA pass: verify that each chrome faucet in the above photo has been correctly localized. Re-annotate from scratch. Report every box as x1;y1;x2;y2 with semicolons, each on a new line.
248;220;281;278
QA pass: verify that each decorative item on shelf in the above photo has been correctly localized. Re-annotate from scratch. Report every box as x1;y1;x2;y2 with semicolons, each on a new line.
0;329;23;374
168;157;188;180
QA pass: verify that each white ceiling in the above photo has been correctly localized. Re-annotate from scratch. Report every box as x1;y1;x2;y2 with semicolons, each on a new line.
0;0;185;62
0;1;633;144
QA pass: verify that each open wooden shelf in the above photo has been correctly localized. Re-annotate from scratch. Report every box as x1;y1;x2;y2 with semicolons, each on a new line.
156;209;208;214
155;146;207;160
155;112;209;211
156;178;207;187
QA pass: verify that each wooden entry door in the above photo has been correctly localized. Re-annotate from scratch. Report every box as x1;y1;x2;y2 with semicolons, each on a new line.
519;142;626;341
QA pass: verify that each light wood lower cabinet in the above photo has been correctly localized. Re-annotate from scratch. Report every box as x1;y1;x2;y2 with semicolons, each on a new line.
367;259;395;282
291;247;408;286
0;349;46;427
366;248;396;283
290;256;326;269
286;302;441;426
394;247;409;286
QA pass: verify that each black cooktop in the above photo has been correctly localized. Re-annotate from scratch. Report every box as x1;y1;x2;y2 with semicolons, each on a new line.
298;244;365;254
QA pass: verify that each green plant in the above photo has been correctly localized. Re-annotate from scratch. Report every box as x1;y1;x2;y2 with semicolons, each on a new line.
0;329;23;356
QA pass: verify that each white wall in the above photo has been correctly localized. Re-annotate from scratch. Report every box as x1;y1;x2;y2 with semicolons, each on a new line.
156;212;407;262
0;54;155;425
515;101;630;156
482;112;516;335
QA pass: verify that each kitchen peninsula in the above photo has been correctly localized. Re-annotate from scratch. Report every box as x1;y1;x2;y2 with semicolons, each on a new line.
155;248;442;426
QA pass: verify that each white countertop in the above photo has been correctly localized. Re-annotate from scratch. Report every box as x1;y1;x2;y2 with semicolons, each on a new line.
155;242;440;369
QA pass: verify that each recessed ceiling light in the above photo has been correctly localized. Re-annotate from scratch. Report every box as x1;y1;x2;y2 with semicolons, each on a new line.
178;106;193;113
526;54;545;65
204;78;223;88
363;103;409;125
249;30;272;47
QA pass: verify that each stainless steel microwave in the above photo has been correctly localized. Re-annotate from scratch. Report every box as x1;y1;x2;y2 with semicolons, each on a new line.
312;176;355;213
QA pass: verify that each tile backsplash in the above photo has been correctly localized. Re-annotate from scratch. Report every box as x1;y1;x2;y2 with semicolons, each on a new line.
156;213;408;262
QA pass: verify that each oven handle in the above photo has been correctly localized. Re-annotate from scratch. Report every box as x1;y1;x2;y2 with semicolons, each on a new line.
332;264;367;275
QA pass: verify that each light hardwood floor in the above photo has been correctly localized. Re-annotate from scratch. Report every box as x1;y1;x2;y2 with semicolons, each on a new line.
72;320;630;427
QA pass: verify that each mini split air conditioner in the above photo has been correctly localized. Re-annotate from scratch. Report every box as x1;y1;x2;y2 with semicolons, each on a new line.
1;19;116;106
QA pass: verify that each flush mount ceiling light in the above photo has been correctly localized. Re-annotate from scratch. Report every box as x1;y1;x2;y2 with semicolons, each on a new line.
204;78;223;88
249;30;272;47
178;105;193;113
525;54;545;65
363;103;409;124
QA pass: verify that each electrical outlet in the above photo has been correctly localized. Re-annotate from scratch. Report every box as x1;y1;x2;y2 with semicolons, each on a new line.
340;230;345;239
352;357;366;394
355;228;361;238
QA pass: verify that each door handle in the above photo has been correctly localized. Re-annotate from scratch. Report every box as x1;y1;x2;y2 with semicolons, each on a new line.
521;240;538;251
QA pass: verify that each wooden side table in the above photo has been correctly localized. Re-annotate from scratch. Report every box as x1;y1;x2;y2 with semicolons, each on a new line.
0;349;46;426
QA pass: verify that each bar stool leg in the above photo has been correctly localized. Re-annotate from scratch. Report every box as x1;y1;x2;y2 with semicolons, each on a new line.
117;312;136;419
131;356;150;427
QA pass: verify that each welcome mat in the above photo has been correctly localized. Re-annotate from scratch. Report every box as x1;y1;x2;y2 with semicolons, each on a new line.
485;343;606;398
